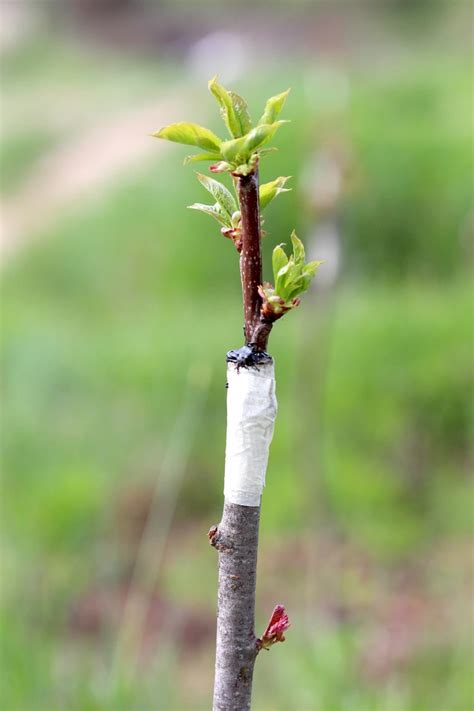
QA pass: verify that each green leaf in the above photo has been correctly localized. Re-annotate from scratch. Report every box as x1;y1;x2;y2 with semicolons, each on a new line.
187;202;231;227
183;152;221;165
304;260;322;277
221;122;285;164
275;256;294;299
300;261;323;290
262;232;322;317
258;89;290;126
290;230;305;265
243;122;285;154
257;147;278;157
231;210;241;228
285;276;306;301
153;122;222;152
220;135;247;163
260;176;292;210
228;91;252;135
208;76;241;138
272;244;289;282
196;172;237;218
232;162;255;176
271;232;322;302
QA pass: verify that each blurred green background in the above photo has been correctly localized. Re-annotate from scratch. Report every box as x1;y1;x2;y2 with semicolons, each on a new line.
1;1;472;709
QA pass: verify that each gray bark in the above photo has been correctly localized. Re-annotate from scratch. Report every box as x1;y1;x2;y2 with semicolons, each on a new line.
210;501;260;710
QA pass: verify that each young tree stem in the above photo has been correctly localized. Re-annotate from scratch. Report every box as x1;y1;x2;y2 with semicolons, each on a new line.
211;168;272;710
237;170;273;351
211;503;260;710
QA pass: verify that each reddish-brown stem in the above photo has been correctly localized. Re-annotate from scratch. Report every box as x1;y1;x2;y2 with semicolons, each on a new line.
237;170;273;350
251;317;275;351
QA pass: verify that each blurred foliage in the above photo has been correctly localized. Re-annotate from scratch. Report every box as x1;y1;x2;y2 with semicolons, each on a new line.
1;23;472;711
0;128;55;194
343;64;472;279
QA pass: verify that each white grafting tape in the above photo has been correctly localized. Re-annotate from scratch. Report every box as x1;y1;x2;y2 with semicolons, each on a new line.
224;361;277;507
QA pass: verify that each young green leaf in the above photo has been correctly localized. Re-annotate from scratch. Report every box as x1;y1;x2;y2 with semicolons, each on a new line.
228;91;252;135
300;261;322;291
183;152;222;165
258;89;291;126
232;161;256;177
264;233;322;315
274;256;295;300
196;172;237;218
231;210;241;228
188;202;231;228
220;122;286;164
242;122;286;155
284;275;306;302
272;244;289;280
153;122;222;152
259;176;292;210
208;76;241;138
220;135;247;163
257;147;279;157
290;230;305;265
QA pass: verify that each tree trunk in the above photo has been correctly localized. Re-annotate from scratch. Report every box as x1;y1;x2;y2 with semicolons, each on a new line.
210;166;274;710
211;502;260;710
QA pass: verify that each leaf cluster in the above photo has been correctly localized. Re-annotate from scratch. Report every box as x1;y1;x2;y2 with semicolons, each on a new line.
153;79;321;322
153;76;290;176
187;172;292;249
259;233;322;318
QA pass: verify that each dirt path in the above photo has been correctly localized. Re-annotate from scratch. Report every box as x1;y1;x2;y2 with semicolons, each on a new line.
0;93;188;264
